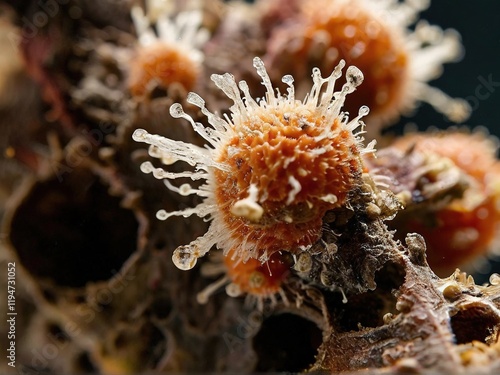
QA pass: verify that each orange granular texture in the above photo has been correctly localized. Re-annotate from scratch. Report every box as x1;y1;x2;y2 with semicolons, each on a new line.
286;0;409;123
224;250;291;296
128;43;199;96
404;198;499;274
393;132;500;274
393;133;499;184
214;108;363;258
308;12;407;119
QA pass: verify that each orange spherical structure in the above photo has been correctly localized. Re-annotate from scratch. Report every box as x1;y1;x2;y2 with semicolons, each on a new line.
299;0;408;126
212;102;366;260
133;57;375;270
224;250;292;298
128;4;208;97
128;43;200;96
195;249;293;307
263;0;469;133
405;198;499;274
390;131;500;275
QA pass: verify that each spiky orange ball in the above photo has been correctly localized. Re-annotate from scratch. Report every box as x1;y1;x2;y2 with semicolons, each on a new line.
133;57;372;270
301;1;408;123
128;43;200;96
263;0;469;133
265;0;408;125
214;108;365;259
128;4;208;98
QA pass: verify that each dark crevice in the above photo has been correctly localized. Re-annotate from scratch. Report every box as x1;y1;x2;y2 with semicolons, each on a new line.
450;303;500;345
47;323;70;343
140;323;168;369
150;295;173;320
325;260;406;332
252;313;322;372
75;352;96;373
9;167;138;288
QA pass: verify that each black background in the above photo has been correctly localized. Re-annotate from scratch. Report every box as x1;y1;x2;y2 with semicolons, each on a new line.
396;0;500;139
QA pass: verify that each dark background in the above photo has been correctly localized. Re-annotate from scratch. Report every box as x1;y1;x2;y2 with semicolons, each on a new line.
396;0;500;138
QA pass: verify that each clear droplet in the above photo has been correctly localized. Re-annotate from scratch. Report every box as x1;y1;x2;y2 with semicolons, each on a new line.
346;66;364;88
252;57;274;102
172;245;198;270
282;75;295;101
253;56;266;74
358;105;370;117
282;75;294;86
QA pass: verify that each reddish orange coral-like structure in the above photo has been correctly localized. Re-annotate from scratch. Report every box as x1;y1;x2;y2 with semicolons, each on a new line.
127;5;208;96
223;250;292;298
195;250;292;307
128;43;201;97
391;131;500;274
133;57;375;270
263;0;470;132
213;100;367;260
